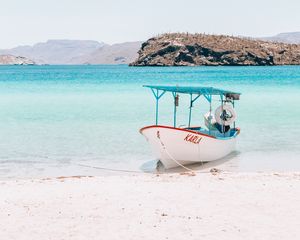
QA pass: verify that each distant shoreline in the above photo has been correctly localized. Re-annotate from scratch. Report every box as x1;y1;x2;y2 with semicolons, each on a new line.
0;32;300;66
1;64;300;67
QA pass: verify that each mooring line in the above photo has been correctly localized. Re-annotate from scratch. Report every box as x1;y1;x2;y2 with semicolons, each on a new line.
11;151;211;175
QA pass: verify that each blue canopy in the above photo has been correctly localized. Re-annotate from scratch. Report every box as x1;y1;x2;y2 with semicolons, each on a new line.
143;85;241;98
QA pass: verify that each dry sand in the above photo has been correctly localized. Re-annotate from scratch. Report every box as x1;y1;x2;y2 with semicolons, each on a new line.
0;172;299;240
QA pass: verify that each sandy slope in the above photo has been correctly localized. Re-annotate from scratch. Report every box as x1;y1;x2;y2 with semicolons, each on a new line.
0;172;299;240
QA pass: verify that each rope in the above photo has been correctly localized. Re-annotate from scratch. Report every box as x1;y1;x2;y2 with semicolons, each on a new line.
12;151;149;174
156;134;195;173
12;151;211;175
75;163;151;174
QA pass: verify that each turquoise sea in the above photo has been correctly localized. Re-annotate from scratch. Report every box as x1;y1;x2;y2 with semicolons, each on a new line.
0;65;299;178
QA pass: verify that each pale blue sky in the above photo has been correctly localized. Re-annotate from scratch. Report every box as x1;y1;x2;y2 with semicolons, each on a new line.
0;0;299;48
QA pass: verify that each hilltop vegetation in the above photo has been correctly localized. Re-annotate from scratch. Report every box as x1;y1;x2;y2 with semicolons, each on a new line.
130;33;300;66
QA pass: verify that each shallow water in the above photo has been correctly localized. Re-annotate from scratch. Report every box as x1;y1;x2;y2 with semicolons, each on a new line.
0;65;299;178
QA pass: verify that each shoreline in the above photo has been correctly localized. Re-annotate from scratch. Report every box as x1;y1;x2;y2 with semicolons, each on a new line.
1;171;299;240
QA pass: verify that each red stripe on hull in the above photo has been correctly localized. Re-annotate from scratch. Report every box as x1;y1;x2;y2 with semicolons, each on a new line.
140;125;218;139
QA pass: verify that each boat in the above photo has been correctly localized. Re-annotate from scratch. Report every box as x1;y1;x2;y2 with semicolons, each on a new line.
140;85;241;169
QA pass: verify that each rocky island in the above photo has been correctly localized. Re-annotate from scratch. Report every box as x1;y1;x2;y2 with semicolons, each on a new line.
0;55;35;65
130;33;300;66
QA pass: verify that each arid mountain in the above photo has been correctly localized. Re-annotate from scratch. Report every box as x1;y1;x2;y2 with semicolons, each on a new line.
130;33;300;66
0;40;141;65
260;32;300;44
0;55;35;65
0;40;105;64
72;42;142;64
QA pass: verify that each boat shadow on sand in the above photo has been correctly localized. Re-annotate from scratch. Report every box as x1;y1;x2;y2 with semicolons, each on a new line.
140;151;241;174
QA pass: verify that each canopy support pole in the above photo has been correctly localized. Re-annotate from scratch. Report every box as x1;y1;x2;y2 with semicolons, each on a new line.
172;92;177;127
150;88;166;125
233;100;236;129
204;94;213;134
209;97;212;135
188;94;201;128
203;94;212;103
188;94;192;128
220;94;225;136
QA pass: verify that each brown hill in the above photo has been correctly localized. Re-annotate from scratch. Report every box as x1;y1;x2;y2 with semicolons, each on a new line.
130;33;300;66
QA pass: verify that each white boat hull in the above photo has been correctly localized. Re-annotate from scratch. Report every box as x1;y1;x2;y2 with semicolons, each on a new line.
140;125;239;169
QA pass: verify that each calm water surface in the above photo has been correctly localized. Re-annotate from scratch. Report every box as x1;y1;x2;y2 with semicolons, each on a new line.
0;65;299;178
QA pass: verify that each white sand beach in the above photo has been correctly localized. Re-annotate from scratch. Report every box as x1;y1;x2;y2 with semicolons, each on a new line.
0;172;299;240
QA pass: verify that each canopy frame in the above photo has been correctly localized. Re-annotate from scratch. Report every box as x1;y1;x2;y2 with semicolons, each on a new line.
150;88;166;125
145;85;240;128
